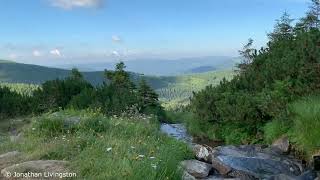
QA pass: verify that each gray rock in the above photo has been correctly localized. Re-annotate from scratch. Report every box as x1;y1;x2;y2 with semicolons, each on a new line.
183;171;197;180
0;151;24;170
1;160;69;179
64;116;81;128
298;170;317;180
193;144;213;163
181;160;212;178
211;145;303;179
199;175;240;180
267;174;296;180
212;157;232;175
272;136;290;154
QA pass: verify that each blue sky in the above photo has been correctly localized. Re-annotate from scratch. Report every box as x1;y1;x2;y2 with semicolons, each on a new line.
0;0;309;65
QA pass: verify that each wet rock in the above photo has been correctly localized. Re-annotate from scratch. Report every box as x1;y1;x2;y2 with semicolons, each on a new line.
212;157;231;175
180;160;212;178
211;145;303;179
1;160;69;179
193;144;212;163
267;174;296;180
298;170;317;180
200;175;240;180
182;171;197;180
272;136;290;154
0;151;24;170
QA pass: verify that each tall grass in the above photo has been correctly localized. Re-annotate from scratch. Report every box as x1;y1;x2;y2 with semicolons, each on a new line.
0;110;192;179
289;96;320;158
263;95;320;158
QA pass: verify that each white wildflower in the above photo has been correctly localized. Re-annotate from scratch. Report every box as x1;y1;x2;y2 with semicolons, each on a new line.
138;155;145;158
151;164;157;169
106;147;112;152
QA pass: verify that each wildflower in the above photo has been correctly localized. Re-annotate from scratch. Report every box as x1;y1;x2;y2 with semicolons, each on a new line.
151;164;157;169
149;157;155;159
138;155;145;158
106;147;112;152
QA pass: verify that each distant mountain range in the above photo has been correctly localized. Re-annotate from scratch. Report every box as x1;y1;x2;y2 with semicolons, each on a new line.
53;56;240;76
0;60;180;89
185;66;217;74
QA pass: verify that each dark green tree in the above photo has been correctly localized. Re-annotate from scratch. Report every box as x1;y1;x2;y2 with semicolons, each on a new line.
268;12;294;42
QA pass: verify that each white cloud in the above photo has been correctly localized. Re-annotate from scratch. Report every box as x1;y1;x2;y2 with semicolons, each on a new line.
33;50;42;57
50;49;62;56
111;50;120;56
51;0;104;9
112;35;122;43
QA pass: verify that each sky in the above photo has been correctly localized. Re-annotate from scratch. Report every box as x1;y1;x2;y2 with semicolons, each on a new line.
0;0;310;65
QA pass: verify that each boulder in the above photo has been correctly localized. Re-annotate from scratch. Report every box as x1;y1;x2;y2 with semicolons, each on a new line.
1;160;69;179
211;145;303;179
200;175;240;180
193;144;212;163
272;136;290;154
0;151;24;170
298;170;318;180
64;116;81;128
266;174;296;180
212;157;231;175
180;160;212;178
182;171;197;180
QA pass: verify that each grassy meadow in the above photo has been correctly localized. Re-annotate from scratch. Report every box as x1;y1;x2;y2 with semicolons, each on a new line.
0;110;192;179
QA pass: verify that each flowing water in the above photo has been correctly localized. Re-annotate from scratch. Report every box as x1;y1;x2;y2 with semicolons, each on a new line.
160;123;193;144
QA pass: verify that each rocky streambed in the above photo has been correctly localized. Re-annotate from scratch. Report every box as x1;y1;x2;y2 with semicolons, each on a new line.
160;123;320;180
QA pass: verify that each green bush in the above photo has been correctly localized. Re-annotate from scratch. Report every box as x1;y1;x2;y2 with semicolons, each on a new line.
0;86;33;118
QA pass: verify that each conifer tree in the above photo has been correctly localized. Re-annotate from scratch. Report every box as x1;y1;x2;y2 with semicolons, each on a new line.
268;12;294;42
138;78;159;108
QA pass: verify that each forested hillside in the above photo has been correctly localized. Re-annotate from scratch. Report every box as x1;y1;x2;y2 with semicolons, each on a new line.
157;70;234;109
189;1;320;158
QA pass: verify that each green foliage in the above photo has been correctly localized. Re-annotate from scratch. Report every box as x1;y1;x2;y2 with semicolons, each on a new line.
190;8;320;144
0;86;33;119
0;83;39;96
289;95;320;157
0;63;165;122
33;69;93;113
263;120;290;144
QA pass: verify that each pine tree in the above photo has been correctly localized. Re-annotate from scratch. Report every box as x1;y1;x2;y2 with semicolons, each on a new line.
296;0;320;31
268;12;294;42
138;78;159;109
237;38;257;72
